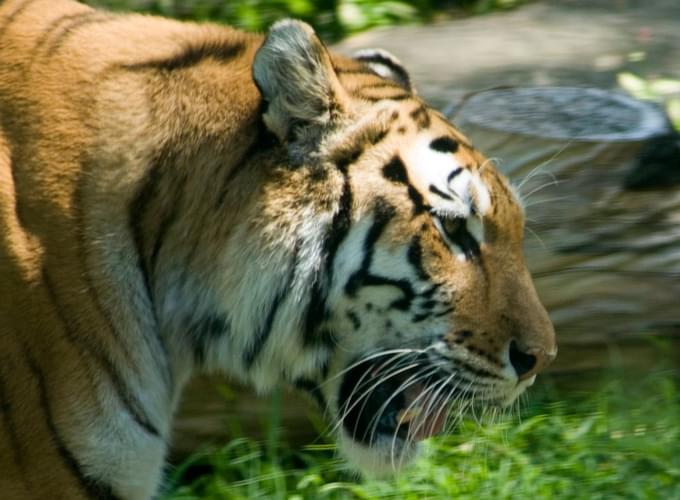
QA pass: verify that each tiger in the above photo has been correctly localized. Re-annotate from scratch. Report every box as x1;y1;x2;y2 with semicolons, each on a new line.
0;0;557;498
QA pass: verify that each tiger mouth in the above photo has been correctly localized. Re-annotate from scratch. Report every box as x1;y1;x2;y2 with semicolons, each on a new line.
337;356;472;446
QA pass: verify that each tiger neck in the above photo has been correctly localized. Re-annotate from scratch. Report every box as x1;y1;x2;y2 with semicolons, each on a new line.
143;131;344;394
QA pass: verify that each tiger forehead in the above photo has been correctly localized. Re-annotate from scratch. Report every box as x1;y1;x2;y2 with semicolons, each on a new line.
378;105;524;233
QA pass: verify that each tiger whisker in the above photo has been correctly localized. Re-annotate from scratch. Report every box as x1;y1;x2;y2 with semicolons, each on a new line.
390;378;444;472
521;179;563;203
399;378;464;472
523;194;575;210
365;366;441;446
525;225;548;250
330;361;422;437
319;348;426;387
515;137;573;195
411;373;455;441
319;349;425;386
321;353;412;435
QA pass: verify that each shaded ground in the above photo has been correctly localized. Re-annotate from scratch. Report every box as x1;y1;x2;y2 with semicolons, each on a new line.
335;0;680;108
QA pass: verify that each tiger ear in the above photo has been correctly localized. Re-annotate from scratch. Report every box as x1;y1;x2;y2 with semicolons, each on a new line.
253;20;346;142
353;48;414;92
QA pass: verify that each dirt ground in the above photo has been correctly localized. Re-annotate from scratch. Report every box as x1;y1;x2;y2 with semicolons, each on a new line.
335;0;680;109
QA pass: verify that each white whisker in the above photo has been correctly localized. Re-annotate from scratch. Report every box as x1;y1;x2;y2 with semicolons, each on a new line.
319;348;426;387
330;361;421;437
366;367;441;446
523;194;575;210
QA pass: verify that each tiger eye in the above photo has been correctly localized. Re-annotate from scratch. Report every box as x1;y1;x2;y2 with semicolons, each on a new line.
441;217;463;238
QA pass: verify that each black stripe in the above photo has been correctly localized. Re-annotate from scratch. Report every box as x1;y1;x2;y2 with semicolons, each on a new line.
42;268;161;438
413;304;452;323
361;200;395;249
46;12;114;56
187;314;231;365
331;119;391;173
0;375;25;471
0;0;38;39
244;249;297;368
344;200;396;297
303;172;353;347
430;136;459;154
420;299;438;310
445;220;481;259
148;167;184;279
356;82;402;90
346;310;361;330
302;124;389;346
382;156;408;184
447;167;463;182
149;199;179;279
412;312;430;323
303;282;331;347
217;116;279;207
355;52;412;89
33;11;93;53
355;200;396;286
429;184;453;200
129;163;162;304
124;41;246;72
350;82;403;97
433;306;455;318
363;274;416;311
335;67;376;77
343;203;443;313
127;152;188;341
75;153;173;394
382;156;428;215
419;284;439;299
410;105;431;130
21;346;120;500
407;184;426;215
244;290;285;368
358;92;412;102
407;236;430;282
293;378;327;411
332;133;385;173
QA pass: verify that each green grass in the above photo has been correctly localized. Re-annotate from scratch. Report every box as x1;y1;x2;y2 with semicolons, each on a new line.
164;368;680;499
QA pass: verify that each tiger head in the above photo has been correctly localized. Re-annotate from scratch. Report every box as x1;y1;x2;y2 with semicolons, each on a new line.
248;20;556;474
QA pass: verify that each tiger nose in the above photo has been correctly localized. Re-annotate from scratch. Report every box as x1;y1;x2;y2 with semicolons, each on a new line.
508;340;556;381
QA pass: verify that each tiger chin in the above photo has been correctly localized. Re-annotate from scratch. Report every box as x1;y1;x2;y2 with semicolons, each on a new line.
0;0;556;498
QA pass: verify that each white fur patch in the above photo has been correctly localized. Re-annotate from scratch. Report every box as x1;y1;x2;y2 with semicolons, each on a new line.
336;430;420;478
403;136;491;218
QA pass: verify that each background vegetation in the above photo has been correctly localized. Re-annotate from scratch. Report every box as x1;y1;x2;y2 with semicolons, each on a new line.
85;0;525;40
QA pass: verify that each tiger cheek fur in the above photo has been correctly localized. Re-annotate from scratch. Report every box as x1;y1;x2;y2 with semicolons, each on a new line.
0;0;555;497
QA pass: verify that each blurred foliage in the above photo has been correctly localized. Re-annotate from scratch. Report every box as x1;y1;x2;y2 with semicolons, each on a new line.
618;72;680;131
84;0;527;41
164;369;680;499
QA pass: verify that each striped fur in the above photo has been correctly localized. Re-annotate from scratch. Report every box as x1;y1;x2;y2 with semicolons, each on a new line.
0;1;556;497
